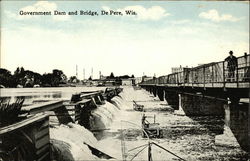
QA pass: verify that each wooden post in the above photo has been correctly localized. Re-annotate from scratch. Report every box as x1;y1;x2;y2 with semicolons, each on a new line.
236;65;239;87
203;66;205;89
191;68;194;88
148;142;152;161
212;64;214;87
223;61;225;89
0;114;50;161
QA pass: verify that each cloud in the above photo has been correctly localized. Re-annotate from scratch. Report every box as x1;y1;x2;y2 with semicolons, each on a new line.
199;9;241;22
7;1;70;21
102;5;170;21
21;1;57;12
170;19;191;25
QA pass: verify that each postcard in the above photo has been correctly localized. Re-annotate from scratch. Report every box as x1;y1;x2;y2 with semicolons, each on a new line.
0;1;249;161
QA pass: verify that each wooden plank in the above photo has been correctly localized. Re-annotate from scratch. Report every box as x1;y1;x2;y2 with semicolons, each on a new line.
80;92;102;98
35;134;50;149
0;114;49;135
22;100;63;114
81;90;103;94
35;128;49;140
37;151;50;161
39;120;49;130
36;144;50;155
75;116;80;121
64;99;91;106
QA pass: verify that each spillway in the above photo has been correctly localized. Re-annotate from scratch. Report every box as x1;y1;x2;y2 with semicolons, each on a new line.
50;86;248;161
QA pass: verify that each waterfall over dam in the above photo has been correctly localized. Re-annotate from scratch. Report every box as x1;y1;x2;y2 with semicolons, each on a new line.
49;86;248;161
0;86;248;161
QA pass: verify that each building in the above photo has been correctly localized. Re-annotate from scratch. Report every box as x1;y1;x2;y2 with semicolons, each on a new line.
121;78;134;86
141;76;153;83
171;65;189;73
134;77;142;85
100;74;107;80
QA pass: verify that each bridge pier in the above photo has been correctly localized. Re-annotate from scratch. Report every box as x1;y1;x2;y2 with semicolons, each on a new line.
156;86;164;101
164;90;179;110
224;102;249;152
152;86;157;97
146;86;151;93
179;93;225;116
149;86;153;94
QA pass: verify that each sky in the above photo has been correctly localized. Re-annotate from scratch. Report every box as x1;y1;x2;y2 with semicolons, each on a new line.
1;1;249;79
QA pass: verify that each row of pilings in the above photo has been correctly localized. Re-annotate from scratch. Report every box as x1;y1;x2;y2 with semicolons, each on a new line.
142;85;249;152
145;86;179;110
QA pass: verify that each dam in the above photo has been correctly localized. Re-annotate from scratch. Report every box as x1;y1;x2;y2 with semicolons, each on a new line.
0;53;249;161
0;86;248;161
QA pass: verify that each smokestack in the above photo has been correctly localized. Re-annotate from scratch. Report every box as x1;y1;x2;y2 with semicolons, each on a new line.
83;68;85;80
91;67;93;79
76;65;78;78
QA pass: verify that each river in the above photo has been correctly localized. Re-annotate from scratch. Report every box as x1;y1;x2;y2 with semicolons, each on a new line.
0;86;248;160
0;87;106;104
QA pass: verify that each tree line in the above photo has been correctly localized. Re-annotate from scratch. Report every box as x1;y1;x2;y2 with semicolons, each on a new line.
0;68;136;88
105;72;134;80
0;67;67;88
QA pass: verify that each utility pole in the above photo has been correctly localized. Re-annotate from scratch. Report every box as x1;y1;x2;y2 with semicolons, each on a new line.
91;67;93;79
83;68;85;80
76;65;78;78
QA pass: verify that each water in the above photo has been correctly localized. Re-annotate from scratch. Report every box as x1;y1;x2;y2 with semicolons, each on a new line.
0;87;106;104
1;86;248;160
96;87;248;161
50;123;100;161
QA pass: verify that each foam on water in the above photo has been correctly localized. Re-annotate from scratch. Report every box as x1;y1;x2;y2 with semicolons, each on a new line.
47;87;247;161
50;94;123;161
91;100;120;130
97;87;248;161
50;123;99;161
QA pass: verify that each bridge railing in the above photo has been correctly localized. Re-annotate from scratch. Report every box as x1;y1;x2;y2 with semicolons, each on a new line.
141;54;250;87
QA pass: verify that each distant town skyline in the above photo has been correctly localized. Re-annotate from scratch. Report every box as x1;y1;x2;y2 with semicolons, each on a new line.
1;1;249;79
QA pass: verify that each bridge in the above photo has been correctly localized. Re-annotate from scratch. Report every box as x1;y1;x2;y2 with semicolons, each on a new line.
140;54;249;152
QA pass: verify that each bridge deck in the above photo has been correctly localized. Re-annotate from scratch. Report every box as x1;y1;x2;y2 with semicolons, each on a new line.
141;54;250;90
155;82;250;88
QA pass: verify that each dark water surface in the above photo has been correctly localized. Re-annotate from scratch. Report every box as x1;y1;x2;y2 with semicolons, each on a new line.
0;87;106;104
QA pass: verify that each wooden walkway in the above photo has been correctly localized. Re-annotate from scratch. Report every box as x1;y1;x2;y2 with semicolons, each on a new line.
141;54;250;90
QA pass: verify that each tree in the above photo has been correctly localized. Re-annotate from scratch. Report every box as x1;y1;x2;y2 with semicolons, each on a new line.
12;67;42;87
110;72;115;79
0;68;15;87
45;69;67;86
24;70;42;87
131;74;135;78
119;75;130;79
13;66;26;86
14;67;20;75
41;73;53;87
69;76;79;83
53;69;67;83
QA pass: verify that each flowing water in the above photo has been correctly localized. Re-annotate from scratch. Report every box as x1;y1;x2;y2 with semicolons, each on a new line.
0;86;248;160
96;87;248;161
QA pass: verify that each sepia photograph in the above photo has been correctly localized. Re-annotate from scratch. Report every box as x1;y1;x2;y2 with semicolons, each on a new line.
0;1;249;161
